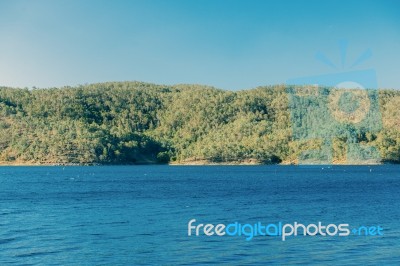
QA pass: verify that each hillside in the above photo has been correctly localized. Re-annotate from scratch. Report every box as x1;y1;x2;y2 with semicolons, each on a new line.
0;82;399;165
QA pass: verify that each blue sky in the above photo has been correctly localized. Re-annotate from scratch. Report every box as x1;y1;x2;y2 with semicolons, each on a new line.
0;0;399;90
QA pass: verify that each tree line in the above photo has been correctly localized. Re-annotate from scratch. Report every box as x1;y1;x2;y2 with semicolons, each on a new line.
0;82;399;164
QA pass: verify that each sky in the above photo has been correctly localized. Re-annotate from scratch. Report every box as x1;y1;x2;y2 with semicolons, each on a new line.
0;0;399;90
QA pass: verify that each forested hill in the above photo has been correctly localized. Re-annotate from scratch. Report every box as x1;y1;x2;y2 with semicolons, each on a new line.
0;82;399;165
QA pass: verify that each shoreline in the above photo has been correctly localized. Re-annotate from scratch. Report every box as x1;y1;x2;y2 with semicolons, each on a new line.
0;160;395;166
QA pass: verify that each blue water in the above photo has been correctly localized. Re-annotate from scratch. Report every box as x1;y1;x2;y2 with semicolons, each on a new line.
0;166;399;265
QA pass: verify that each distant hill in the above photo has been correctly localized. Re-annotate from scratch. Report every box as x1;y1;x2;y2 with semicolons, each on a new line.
0;82;399;165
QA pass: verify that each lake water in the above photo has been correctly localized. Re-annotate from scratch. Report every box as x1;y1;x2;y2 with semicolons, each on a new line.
0;165;399;265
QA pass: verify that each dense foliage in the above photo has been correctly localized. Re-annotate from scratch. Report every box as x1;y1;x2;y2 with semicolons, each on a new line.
0;82;399;164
